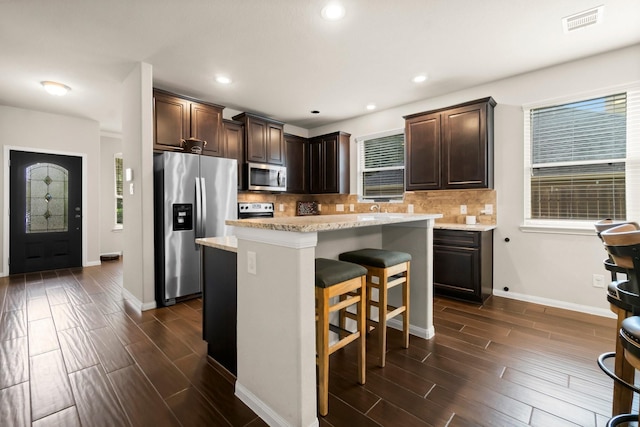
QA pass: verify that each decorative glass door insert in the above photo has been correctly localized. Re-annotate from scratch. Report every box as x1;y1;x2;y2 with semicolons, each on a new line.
25;162;68;233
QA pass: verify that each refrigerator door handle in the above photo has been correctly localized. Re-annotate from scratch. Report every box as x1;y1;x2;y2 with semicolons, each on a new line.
200;177;207;238
195;177;202;238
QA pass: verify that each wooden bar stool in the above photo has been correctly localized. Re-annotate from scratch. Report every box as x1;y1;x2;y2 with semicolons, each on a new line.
598;224;640;420
314;258;367;416
339;248;411;367
608;316;640;426
595;220;640;416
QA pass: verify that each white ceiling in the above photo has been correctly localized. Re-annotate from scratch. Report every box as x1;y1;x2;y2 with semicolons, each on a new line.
1;0;639;134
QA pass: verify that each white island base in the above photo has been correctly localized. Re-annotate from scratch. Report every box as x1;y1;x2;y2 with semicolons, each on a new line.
228;214;441;427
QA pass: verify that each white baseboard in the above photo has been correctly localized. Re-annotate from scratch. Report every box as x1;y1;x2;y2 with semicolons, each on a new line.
85;260;101;267
492;289;615;319
121;287;157;312
387;318;435;339
235;382;319;427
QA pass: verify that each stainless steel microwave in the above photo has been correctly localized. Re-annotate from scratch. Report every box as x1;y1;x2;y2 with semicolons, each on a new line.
247;162;287;192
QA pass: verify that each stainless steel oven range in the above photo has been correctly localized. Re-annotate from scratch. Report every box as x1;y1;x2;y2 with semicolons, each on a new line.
237;202;275;219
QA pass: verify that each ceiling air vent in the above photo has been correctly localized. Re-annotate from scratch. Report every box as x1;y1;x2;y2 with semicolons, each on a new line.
562;5;604;33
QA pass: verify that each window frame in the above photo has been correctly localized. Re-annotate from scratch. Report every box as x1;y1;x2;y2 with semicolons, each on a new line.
522;85;640;235
355;128;405;202
114;153;123;230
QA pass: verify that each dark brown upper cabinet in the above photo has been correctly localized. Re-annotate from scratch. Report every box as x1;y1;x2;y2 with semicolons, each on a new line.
309;131;350;194
232;113;285;166
285;133;308;194
404;97;496;190
153;89;224;157
223;119;245;190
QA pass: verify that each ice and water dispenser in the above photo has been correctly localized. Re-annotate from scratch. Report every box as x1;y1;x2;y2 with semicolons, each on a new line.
172;204;193;231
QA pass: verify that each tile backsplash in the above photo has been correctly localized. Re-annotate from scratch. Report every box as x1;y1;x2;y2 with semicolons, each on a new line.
238;189;497;225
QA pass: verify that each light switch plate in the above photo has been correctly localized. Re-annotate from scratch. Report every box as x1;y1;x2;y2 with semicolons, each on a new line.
336;204;344;212
484;204;493;215
407;204;414;213
349;204;354;212
460;205;467;214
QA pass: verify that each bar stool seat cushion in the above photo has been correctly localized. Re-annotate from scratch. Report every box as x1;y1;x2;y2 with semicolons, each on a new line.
339;248;411;268
621;316;640;359
315;258;367;288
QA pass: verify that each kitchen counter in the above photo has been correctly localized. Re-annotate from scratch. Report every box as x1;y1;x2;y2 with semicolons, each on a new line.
228;212;441;426
196;236;237;252
227;212;440;232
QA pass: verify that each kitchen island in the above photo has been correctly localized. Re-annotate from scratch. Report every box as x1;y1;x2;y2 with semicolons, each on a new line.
226;213;441;427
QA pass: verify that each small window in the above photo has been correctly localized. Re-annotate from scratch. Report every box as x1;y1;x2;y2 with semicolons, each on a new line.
525;93;632;222
357;130;405;201
114;153;123;228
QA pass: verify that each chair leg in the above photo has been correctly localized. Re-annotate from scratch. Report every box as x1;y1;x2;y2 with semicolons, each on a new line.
402;263;410;349
378;270;388;367
613;306;634;415
316;288;330;417
357;276;366;385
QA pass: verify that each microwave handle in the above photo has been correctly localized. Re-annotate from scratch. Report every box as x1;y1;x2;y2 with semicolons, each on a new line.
277;171;281;186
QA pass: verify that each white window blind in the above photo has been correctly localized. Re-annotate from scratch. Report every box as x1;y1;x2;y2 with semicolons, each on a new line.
357;131;405;200
524;88;640;225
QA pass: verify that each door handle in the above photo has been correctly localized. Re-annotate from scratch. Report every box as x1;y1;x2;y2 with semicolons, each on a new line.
75;214;81;218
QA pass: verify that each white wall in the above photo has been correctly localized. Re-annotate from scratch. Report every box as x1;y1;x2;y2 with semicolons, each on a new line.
121;63;156;309
99;135;123;255
0;105;101;275
309;44;640;314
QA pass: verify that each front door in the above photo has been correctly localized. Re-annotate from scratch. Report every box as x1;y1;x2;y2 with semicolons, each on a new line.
9;150;82;274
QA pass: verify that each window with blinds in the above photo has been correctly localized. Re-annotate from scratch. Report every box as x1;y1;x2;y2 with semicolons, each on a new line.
527;93;627;221
357;131;405;200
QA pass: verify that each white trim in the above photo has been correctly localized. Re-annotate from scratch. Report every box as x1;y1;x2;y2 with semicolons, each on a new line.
100;251;123;257
519;221;598;236
522;82;640;111
235;382;319;427
122;286;157;311
85;260;101;267
3;145;89;275
492;289;615;319
387;317;435;339
234;227;318;249
100;130;122;139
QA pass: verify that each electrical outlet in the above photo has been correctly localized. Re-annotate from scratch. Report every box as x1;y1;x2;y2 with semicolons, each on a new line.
336;204;344;212
460;205;467;214
247;251;257;275
317;204;322;212
592;274;604;288
349;204;354;212
484;204;493;215
408;204;414;214
279;203;284;212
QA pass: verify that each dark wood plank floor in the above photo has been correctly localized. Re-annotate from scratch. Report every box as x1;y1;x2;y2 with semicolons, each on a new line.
0;260;622;426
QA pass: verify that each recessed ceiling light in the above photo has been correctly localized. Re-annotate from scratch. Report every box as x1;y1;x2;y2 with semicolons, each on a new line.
216;76;232;84
41;81;71;96
412;74;428;83
321;3;345;20
366;103;376;111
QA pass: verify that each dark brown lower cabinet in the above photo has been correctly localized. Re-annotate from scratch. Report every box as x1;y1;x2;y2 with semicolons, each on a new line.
433;229;493;303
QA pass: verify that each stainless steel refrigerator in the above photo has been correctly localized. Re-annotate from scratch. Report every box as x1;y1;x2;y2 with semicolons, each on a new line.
153;152;237;307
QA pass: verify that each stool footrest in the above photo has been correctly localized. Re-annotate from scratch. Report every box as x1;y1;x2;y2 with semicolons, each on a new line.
597;351;640;394
328;330;361;354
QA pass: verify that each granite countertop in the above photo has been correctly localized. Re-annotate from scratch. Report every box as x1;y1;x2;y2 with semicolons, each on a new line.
226;213;442;233
434;222;497;231
196;236;237;252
